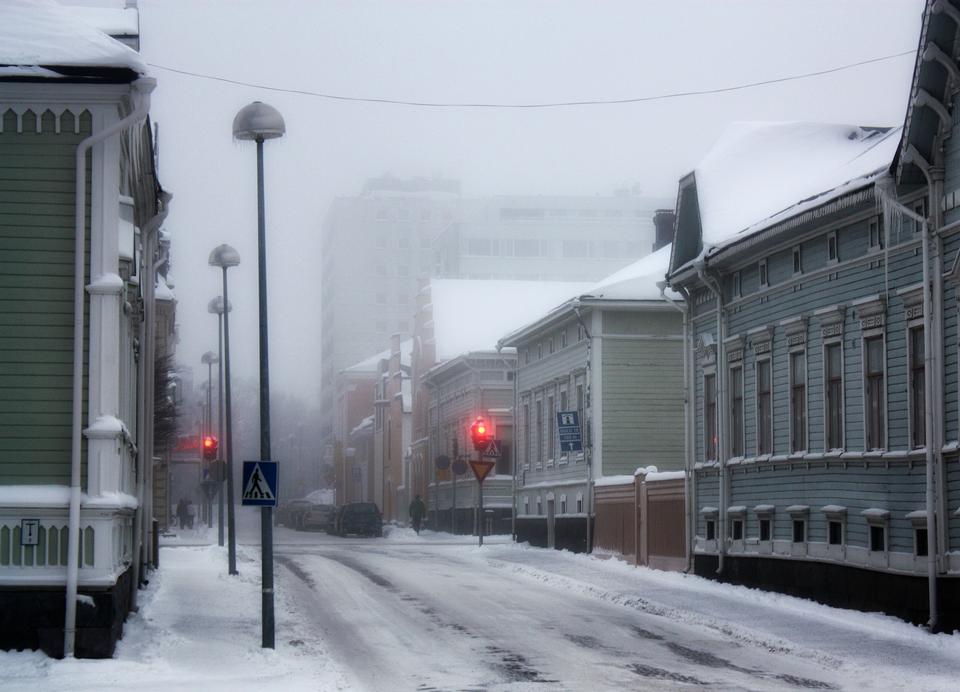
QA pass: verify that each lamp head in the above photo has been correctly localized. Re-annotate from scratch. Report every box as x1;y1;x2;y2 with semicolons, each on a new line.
201;350;219;365
209;244;240;268
207;296;231;315
232;101;285;141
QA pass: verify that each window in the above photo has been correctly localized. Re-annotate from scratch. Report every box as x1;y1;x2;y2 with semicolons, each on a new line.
375;320;387;333
536;497;542;515
756;359;772;455
576;384;585;436
376;265;387;276
790;351;806;452
910;326;925;448
547;396;555;461
704;373;717;461
792;246;802;274
915;528;929;557
828;521;843;546
869;525;886;552
733;271;741;298
706;520;716;541
914;199;926;233
731;519;743;540
576;495;583;513
560;495;567;514
759;259;769;287
578;324;585;341
759;518;771;542
535;400;543;466
560;328;567;349
397;265;409;277
825;342;843;450
869;218;884;250
376;235;387;247
523;496;529;514
827;231;838;263
560;390;568;412
548;337;554;354
792;519;806;543
864;336;885;450
730;366;743;457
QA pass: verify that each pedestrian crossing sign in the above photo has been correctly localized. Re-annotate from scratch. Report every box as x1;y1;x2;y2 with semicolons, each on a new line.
241;461;278;506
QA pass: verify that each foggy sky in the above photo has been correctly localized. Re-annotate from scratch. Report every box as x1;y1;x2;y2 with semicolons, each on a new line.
136;0;923;406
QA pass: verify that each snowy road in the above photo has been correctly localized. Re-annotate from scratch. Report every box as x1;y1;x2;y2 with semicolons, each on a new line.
268;527;960;691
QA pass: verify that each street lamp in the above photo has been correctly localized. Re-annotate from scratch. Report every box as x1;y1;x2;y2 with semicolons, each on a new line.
233;100;285;649
209;244;240;575
208;296;231;548
201;351;219;528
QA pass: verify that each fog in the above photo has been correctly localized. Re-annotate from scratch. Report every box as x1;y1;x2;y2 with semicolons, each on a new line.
136;0;922;406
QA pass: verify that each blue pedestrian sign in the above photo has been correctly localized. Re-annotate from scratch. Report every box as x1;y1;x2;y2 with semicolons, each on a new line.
556;411;583;452
241;461;278;506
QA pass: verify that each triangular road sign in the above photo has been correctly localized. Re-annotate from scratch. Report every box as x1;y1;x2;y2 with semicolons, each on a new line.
242;462;276;502
469;458;496;484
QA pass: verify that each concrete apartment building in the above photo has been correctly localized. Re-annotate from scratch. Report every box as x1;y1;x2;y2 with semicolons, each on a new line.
320;179;671;466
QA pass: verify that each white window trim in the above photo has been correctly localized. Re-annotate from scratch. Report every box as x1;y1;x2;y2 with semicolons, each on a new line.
861;330;887;452
754;354;773;457
822;334;845;452
826;230;839;265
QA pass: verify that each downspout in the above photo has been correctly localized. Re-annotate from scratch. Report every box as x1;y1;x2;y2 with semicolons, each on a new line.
496;341;519;541
659;281;694;572
572;298;593;553
66;77;155;658
696;261;726;575
130;190;170;614
877;172;938;630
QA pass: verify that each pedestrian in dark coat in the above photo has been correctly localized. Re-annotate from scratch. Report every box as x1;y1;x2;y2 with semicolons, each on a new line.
409;494;426;535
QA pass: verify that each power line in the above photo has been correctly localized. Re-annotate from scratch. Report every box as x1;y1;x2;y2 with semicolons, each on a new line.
147;49;916;109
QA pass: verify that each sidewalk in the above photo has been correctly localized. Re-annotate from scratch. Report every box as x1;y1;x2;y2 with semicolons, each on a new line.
1;525;348;692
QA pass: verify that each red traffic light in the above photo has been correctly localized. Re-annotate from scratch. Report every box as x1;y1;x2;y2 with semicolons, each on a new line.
469;416;492;451
202;435;219;461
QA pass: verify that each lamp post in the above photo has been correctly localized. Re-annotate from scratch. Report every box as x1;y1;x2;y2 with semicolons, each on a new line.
233;100;285;649
209;244;240;575
208;296;230;547
201;351;218;528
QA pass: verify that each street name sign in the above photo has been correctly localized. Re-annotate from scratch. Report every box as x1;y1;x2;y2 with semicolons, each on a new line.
241;461;278;506
469;458;496;483
482;439;502;458
556;410;583;452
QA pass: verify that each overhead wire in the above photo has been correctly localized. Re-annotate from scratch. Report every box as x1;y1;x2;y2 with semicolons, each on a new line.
147;49;916;109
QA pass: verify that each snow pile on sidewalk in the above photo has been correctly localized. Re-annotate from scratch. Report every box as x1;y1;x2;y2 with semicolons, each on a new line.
0;544;349;692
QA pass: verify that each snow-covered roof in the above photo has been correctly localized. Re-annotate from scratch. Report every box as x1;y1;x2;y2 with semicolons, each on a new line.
582;244;674;301
155;275;175;302
693;122;900;258
0;0;146;76
342;338;414;375
430;279;592;361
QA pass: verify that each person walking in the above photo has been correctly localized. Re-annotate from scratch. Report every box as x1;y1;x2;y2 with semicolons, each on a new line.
408;494;426;535
176;497;188;530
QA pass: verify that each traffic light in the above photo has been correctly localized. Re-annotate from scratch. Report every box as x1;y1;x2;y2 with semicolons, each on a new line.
202;435;219;461
469;416;492;451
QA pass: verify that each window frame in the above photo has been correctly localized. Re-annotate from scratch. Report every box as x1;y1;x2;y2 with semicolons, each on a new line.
759;258;769;288
703;370;718;462
755;356;773;456
868;217;884;250
729;364;744;457
792;245;802;275
824;339;844;451
862;333;886;451
789;349;807;453
908;324;926;449
827;230;839;264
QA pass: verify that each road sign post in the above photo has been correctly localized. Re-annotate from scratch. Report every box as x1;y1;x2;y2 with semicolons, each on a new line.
241;460;278;648
469;456;496;547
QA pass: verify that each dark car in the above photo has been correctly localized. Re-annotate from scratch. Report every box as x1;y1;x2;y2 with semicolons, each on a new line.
278;499;315;530
335;502;383;537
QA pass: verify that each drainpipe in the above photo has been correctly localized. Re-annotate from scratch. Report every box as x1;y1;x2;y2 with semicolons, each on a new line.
659;281;694;571
572;298;593;553
130;190;170;614
877;172;938;630
496;341;519;541
695;261;726;575
65;77;156;658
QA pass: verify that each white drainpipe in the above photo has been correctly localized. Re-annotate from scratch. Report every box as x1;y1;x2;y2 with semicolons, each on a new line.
658;281;694;571
65;78;155;658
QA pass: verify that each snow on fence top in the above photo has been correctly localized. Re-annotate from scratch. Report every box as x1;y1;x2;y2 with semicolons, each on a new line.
0;0;146;75
694;121;901;257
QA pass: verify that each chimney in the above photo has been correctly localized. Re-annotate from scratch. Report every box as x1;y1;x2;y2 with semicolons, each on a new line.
652;209;677;251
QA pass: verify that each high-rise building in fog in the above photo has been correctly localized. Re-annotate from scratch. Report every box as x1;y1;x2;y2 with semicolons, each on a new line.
318;176;671;449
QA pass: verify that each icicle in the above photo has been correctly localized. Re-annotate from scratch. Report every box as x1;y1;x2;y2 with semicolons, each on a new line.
876;175;907;303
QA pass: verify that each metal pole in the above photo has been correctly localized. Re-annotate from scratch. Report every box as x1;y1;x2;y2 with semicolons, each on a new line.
222;267;238;575
452;469;457;534
207;361;213;527
256;137;275;649
478;451;484;548
217;312;225;547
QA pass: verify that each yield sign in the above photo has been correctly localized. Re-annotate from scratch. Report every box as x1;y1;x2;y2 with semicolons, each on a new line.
469;459;496;484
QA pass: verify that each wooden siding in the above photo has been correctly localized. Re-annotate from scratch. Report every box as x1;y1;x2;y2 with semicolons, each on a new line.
600;336;683;475
0;109;91;485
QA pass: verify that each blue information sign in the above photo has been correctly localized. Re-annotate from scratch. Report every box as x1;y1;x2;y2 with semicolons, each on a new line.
556;411;583;452
241;460;278;507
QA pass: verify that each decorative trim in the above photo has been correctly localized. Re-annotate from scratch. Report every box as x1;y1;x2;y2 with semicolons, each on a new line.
724;334;744;363
748;325;773;355
696;334;717;366
853;294;885;331
815;304;846;339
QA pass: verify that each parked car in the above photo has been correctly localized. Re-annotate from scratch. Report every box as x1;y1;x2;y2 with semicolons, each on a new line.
277;499;315;530
301;504;337;532
335;502;383;537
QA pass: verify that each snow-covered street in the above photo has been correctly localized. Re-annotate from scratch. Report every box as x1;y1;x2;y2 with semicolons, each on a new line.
4;516;960;691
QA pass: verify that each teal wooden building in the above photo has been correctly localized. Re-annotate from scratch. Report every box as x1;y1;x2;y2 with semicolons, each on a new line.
0;3;170;656
666;0;960;629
